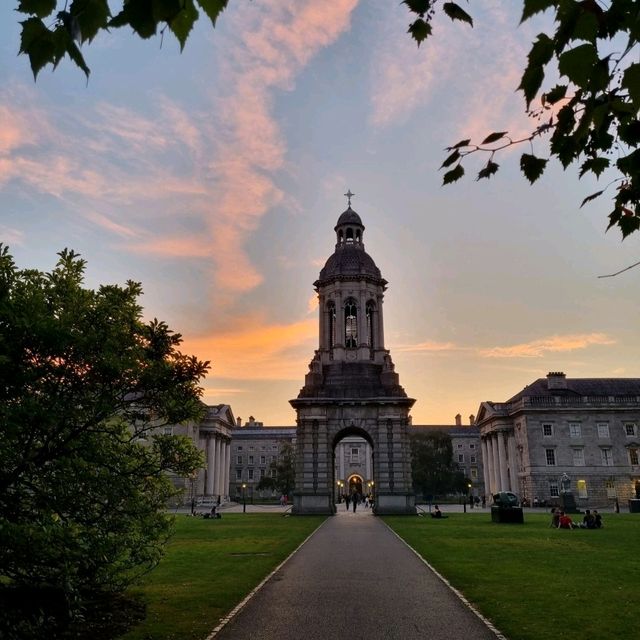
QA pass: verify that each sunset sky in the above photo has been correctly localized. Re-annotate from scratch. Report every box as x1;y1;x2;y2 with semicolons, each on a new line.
1;2;638;426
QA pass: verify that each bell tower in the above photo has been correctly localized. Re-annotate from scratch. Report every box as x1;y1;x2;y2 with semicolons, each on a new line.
290;195;416;515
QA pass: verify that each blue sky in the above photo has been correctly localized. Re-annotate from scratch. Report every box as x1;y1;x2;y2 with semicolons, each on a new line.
1;1;638;426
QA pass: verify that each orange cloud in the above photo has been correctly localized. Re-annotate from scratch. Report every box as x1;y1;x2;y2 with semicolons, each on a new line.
479;333;616;358
182;317;317;380
396;340;462;353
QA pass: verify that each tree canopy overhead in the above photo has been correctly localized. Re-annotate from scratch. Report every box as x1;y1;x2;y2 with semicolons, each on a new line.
0;245;209;634
14;1;640;238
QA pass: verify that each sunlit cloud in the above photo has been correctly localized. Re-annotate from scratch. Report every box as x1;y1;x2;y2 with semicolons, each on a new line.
396;340;462;353
307;294;319;314
182;316;317;380
84;211;139;238
479;333;616;358
127;235;212;258
0;225;24;246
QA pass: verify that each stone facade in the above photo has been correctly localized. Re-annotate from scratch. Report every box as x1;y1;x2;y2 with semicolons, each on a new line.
291;204;415;515
476;372;640;507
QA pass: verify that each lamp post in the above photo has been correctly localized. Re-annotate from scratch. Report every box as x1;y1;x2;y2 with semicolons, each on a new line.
242;483;247;513
337;480;343;503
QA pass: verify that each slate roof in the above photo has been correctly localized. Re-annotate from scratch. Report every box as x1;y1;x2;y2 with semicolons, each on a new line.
507;378;640;403
411;425;481;436
318;245;382;281
335;206;363;228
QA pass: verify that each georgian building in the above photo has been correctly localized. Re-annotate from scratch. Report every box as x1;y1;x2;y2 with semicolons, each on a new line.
476;372;640;506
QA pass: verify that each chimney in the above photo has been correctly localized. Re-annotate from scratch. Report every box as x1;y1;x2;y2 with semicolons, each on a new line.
236;416;242;428
469;414;475;425
455;413;462;426
547;371;568;390
248;415;255;425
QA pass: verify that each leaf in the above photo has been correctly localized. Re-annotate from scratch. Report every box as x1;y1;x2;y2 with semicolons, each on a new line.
521;0;556;23
443;2;473;26
19;18;56;80
558;44;598;89
579;157;609;178
518;63;545;109
168;0;198;51
16;0;57;18
520;153;547;183
528;33;554;67
110;1;159;39
440;149;460;169
580;190;604;208
449;138;470;150
572;11;599;43
477;160;499;181
196;0;228;27
70;0;111;44
622;63;640;113
442;164;465;185
407;18;432;45
544;84;567;105
481;131;508;144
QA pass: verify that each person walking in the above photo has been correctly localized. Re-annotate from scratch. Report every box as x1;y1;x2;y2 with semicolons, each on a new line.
352;492;358;513
345;494;351;511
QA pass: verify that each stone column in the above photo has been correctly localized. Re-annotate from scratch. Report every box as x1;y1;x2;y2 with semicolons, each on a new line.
497;431;509;491
224;439;231;500
481;438;491;497
318;294;325;350
358;288;367;345
507;435;518;494
206;435;215;495
491;434;500;493
215;437;223;499
376;294;385;349
336;291;344;346
339;443;345;483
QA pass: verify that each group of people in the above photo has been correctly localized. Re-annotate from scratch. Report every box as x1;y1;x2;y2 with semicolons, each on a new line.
343;492;374;512
550;507;603;529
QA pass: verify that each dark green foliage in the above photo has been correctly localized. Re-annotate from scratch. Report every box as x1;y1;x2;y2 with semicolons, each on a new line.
256;442;296;496
410;431;461;498
0;245;209;635
402;1;640;239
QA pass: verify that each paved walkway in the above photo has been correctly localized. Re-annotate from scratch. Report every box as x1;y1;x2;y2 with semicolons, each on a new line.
212;509;501;640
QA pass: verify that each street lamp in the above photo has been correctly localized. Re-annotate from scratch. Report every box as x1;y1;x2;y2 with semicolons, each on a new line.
242;483;247;513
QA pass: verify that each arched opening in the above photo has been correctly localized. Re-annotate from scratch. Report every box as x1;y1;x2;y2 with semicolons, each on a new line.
366;300;375;354
327;301;336;351
346;228;354;243
344;299;358;348
338;229;344;244
332;426;375;507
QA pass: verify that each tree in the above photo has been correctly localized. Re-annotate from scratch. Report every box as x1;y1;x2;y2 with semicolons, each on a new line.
256;441;296;497
410;431;460;499
0;245;209;634
15;2;640;237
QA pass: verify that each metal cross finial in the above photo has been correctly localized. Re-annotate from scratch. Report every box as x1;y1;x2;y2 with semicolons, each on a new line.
344;189;355;207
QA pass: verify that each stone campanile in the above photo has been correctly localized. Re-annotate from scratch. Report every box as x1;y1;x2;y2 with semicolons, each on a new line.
290;198;416;515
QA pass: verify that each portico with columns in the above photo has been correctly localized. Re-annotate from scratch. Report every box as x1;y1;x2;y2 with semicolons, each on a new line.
198;404;234;502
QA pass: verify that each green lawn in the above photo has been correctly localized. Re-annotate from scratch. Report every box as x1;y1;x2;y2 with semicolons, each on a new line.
384;512;640;640
120;514;325;640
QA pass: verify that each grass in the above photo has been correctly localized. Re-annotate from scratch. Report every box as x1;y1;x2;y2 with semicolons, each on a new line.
384;512;640;640
120;514;325;640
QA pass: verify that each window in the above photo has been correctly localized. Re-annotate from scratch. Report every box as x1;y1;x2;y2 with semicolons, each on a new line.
249;446;255;451
458;454;465;463
344;300;358;348
366;301;375;349
600;448;613;466
457;443;464;449
625;423;637;437
549;482;559;497
248;469;254;480
606;479;617;498
272;445;278;450
470;444;476;450
235;469;242;480
569;422;582;438
577;479;588;499
327;301;336;349
572;448;585;466
248;455;254;465
258;469;264;479
470;455;477;463
545;449;556;466
237;446;243;451
629;448;639;465
470;468;478;479
542;424;553;437
236;455;243;465
260;456;266;465
597;422;610;438
261;445;266;450
351;447;360;462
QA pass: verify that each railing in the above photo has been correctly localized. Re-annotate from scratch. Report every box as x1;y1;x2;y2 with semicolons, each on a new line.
490;395;640;414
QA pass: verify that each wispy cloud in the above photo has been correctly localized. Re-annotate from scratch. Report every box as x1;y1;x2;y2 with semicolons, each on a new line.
0;225;24;246
182;316;317;380
396;340;462;353
479;333;616;358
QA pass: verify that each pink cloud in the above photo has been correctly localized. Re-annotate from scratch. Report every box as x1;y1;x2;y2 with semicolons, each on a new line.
479;333;616;358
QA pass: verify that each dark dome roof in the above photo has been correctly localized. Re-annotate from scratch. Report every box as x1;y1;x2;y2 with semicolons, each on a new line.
318;245;381;280
335;207;363;228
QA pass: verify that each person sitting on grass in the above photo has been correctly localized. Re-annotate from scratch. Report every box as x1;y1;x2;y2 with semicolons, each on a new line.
581;509;596;529
558;511;577;529
550;507;560;528
431;505;447;519
593;510;603;528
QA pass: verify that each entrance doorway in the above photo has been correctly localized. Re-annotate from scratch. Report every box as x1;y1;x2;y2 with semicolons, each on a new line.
333;430;374;504
348;474;363;496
